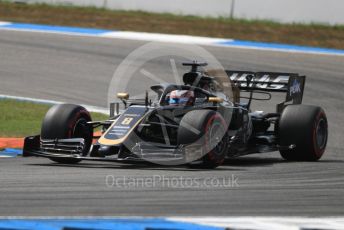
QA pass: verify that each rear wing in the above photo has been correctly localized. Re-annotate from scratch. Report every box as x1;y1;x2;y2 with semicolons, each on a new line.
226;71;306;113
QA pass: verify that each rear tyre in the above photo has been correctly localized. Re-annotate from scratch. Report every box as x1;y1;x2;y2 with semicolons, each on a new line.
41;104;93;164
279;105;328;161
178;110;228;169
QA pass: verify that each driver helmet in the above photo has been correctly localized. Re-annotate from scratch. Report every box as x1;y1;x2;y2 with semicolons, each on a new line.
169;90;195;106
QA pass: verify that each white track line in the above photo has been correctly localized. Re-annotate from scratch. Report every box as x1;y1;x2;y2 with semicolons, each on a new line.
0;27;107;39
0;21;11;26
0;94;108;115
168;217;344;230
101;31;230;45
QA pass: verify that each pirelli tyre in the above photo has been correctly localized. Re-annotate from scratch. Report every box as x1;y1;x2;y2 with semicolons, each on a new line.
278;105;328;161
178;110;228;169
41;104;93;164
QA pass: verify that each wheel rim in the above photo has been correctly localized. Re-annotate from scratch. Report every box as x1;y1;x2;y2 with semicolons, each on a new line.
207;121;226;156
73;118;89;138
315;118;327;149
73;118;92;154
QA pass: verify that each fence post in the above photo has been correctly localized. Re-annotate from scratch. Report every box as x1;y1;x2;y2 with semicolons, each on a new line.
103;0;108;9
230;0;235;19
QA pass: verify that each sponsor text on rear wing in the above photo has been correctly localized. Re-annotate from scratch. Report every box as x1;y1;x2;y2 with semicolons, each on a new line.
226;71;306;113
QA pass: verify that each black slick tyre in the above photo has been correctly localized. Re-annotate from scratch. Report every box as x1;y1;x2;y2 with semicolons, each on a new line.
41;104;93;164
279;105;328;161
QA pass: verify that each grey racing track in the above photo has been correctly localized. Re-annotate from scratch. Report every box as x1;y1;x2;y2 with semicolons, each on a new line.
0;30;343;216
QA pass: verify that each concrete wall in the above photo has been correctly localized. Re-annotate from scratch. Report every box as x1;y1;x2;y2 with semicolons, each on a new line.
14;0;344;25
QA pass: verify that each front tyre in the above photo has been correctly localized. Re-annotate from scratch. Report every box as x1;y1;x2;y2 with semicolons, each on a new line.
41;104;93;164
279;105;328;161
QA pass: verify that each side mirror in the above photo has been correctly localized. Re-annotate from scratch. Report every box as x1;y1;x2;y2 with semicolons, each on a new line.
208;97;224;103
117;93;129;100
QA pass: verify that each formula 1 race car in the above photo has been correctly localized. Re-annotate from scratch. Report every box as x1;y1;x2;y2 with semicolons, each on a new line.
23;61;328;168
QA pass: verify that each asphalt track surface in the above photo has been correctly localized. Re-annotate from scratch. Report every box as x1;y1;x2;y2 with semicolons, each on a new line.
0;30;343;216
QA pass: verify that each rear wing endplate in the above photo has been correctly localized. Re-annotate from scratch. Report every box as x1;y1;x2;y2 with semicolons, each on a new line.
226;71;306;113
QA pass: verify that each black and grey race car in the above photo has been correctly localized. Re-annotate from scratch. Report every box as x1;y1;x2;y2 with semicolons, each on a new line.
23;61;328;168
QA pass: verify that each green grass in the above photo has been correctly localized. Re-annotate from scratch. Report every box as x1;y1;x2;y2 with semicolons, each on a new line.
0;99;108;137
0;1;344;49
